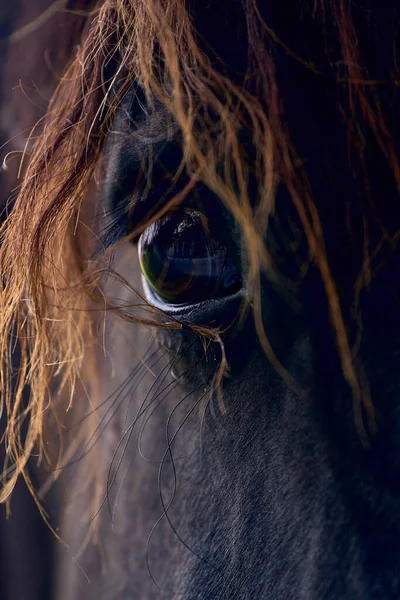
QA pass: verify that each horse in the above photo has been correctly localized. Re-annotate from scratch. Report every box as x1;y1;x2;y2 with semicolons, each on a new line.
2;0;400;598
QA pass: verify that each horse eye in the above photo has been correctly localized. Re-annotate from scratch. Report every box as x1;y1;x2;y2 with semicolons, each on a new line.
138;209;241;305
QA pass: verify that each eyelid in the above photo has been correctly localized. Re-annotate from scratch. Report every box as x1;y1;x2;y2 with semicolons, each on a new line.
127;175;198;244
106;135;185;229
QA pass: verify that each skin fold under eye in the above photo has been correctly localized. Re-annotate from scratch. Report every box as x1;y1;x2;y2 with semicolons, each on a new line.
138;208;241;305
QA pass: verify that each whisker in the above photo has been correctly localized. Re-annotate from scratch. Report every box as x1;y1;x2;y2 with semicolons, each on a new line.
104;346;184;515
145;384;223;589
37;346;164;477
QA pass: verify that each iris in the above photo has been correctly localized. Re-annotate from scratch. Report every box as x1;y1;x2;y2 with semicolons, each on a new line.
138;209;241;305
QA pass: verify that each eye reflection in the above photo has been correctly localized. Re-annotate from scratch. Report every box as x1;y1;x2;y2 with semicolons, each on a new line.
138;209;241;305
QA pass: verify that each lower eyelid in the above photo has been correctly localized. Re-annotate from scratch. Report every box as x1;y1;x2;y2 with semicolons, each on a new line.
141;274;246;324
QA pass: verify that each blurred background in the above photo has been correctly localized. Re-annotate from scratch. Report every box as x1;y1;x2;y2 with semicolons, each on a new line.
0;3;90;598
